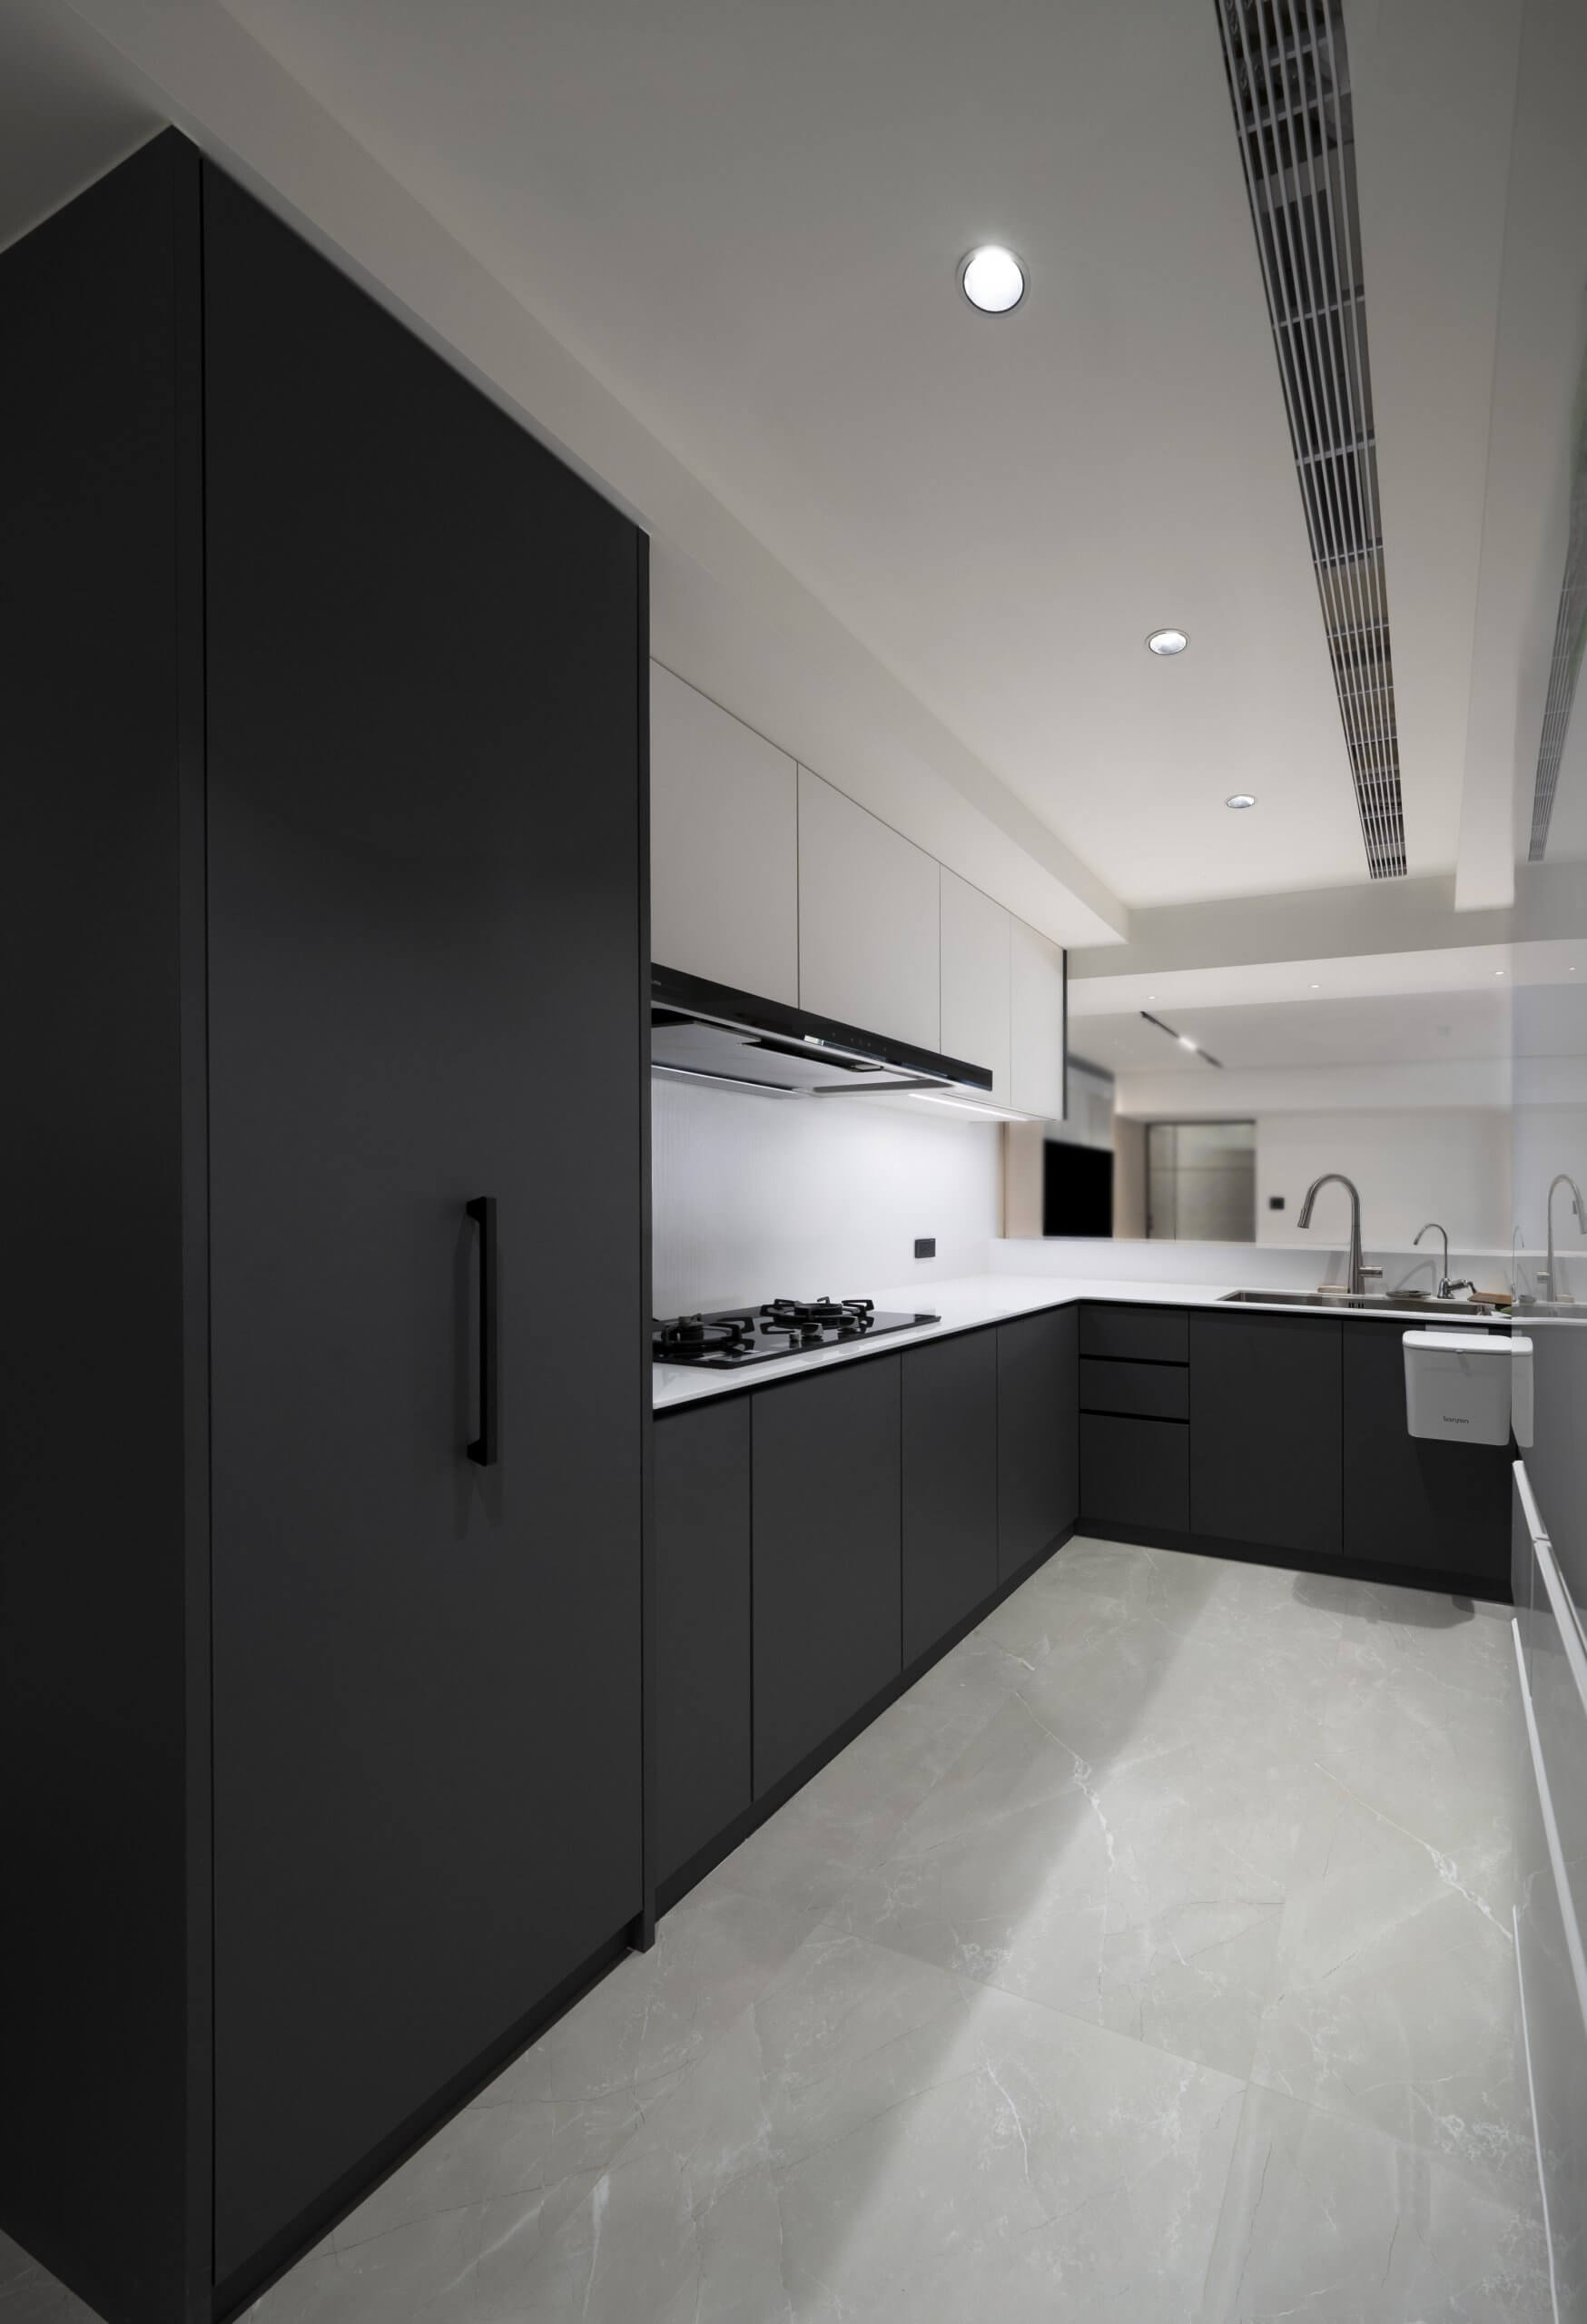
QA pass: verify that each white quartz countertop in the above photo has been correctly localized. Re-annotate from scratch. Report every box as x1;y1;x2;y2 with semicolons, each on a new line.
652;1272;1502;1409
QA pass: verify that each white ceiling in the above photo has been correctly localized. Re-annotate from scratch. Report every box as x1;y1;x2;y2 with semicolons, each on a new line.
4;0;1574;926
1068;936;1587;1018
0;0;155;236
1071;939;1587;1077
181;0;1520;909
1076;990;1514;1076
1543;699;1587;862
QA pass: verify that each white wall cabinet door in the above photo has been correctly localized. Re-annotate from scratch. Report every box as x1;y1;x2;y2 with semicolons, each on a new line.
1010;918;1068;1120
940;870;1010;1102
649;665;798;1003
797;768;941;1049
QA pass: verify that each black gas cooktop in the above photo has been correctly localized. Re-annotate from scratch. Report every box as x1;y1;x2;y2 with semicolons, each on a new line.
653;1296;940;1369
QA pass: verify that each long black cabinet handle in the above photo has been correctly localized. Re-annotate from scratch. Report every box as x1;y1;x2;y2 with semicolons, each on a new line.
467;1196;498;1467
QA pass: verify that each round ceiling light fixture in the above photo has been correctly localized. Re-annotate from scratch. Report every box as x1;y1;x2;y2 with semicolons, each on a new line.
959;245;1026;314
1226;793;1257;810
1147;627;1189;656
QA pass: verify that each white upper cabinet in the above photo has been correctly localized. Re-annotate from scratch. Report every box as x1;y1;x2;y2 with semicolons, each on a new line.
1010;918;1068;1120
939;871;1010;1103
797;769;941;1049
649;665;798;1003
651;666;1064;1098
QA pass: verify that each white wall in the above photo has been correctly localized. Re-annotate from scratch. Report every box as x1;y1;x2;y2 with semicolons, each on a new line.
652;1078;1002;1316
1512;1104;1587;1299
1256;1109;1513;1250
989;1236;1509;1292
1109;1060;1514;1256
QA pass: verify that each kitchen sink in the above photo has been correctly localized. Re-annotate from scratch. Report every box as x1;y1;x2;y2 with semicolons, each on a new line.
1219;1288;1503;1317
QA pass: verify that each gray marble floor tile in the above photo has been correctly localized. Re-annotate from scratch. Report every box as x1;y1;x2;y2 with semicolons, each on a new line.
694;1640;1019;1917
1329;1582;1519;1702
1252;1774;1535;2204
1314;1630;1519;1909
1048;1536;1355;1659
482;1884;813;2114
0;2233;99;2324
245;1886;813;2319
830;1691;1325;2078
1007;1594;1341;1786
1200;2083;1551;2322
249;2211;483;2324
5;1541;1543;2324
457;1965;1245;2324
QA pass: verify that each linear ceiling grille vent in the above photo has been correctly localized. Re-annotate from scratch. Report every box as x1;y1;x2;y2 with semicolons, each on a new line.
1527;401;1587;860
1215;0;1406;878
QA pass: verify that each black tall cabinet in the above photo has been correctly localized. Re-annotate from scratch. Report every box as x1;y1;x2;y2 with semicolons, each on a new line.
0;134;649;2324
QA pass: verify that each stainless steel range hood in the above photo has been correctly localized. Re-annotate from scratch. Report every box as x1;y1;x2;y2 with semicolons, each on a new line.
651;965;994;1099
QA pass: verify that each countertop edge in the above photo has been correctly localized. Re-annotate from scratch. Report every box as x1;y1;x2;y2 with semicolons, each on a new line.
651;1274;1512;1411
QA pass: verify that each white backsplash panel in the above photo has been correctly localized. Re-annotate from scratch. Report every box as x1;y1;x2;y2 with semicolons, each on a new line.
652;1077;1001;1316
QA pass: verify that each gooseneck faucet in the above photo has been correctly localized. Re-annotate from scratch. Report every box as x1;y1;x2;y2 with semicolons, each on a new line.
1410;1220;1474;1299
1542;1174;1586;1305
1413;1220;1449;1295
1297;1173;1376;1295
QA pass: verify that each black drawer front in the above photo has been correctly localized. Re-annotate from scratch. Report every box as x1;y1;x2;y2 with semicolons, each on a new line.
1080;1413;1189;1532
1080;1357;1189;1422
1079;1305;1188;1365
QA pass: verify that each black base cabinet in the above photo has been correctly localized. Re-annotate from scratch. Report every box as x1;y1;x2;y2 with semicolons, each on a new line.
655;1402;754;1890
0;134;646;2324
1081;1413;1190;1531
656;1313;1082;1915
1342;1322;1510;1586
997;1308;1079;1578
1189;1312;1343;1561
753;1359;903;1796
903;1332;1000;1664
652;1300;1515;1965
1077;1305;1189;1532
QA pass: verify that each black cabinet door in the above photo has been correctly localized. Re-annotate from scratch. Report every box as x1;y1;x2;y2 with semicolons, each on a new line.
0;134;209;2324
902;1333;999;1666
1080;1414;1189;1531
202;169;644;2281
1190;1314;1342;1559
1079;1357;1190;1420
655;1403;753;1886
997;1308;1079;1580
1343;1324;1509;1583
753;1360;902;1796
1079;1305;1188;1364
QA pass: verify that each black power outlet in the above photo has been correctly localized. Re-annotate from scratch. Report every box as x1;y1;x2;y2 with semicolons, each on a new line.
914;1236;936;1259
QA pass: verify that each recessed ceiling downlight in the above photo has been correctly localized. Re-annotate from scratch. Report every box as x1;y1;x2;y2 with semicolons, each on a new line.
959;246;1025;314
1146;627;1188;656
1226;793;1257;810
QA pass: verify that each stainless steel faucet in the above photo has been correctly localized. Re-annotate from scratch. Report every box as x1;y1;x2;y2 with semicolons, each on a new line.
1413;1220;1449;1295
1297;1173;1378;1295
1410;1220;1473;1299
1541;1174;1586;1305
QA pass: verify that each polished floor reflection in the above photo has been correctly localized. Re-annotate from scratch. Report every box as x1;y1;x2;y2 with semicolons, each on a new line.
0;1539;1549;2322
